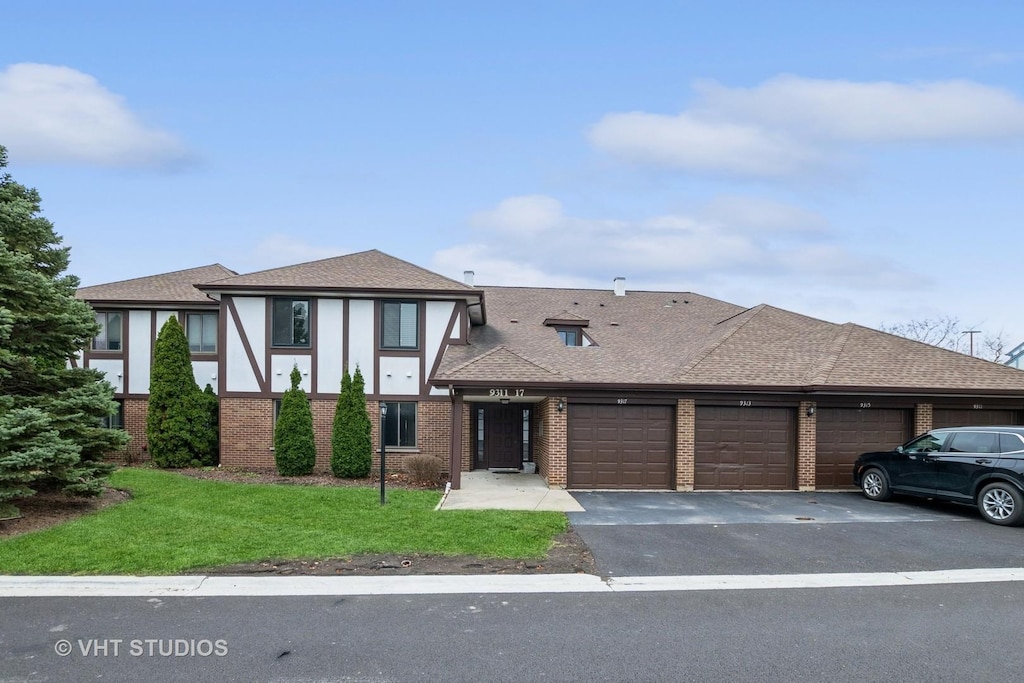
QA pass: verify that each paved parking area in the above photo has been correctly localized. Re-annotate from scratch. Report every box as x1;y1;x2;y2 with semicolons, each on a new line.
568;491;966;525
567;492;1024;577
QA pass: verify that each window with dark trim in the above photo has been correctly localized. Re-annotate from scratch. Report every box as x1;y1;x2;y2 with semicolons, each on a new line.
383;401;417;447
557;328;581;346
186;312;218;353
381;301;419;349
101;400;124;429
272;298;310;347
92;311;123;351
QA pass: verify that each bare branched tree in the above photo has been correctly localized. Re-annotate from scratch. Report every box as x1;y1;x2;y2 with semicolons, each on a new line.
879;316;1009;362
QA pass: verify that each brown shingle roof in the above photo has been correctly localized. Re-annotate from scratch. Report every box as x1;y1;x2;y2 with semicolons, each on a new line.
436;285;1024;394
196;249;476;294
436;286;746;385
76;264;235;304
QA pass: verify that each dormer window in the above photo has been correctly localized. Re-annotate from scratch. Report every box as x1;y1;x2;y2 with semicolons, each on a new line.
544;314;592;347
558;328;581;346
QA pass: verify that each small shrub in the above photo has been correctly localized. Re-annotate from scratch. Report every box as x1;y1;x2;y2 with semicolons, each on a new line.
404;454;444;485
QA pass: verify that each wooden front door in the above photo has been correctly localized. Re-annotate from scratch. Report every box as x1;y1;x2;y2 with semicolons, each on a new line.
483;404;522;469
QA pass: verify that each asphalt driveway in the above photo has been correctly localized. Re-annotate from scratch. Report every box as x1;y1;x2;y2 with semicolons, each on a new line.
568;490;965;525
567;491;1024;577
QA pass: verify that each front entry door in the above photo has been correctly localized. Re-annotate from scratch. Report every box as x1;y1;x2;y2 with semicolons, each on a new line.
483;405;522;469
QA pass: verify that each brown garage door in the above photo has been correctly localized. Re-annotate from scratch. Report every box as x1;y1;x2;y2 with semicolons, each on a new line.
695;406;795;490
933;408;1021;429
815;408;911;489
568;404;673;489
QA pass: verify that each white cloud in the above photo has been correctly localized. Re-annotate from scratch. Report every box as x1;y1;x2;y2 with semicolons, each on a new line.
695;75;1024;142
470;195;563;234
589;75;1024;178
0;63;195;169
588;111;821;177
437;194;914;292
234;234;347;273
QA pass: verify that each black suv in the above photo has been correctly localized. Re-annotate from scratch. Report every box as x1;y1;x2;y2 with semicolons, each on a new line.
852;426;1024;526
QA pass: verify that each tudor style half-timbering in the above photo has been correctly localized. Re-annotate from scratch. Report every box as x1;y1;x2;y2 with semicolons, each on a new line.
190;250;482;471
76;264;236;460
77;249;1024;493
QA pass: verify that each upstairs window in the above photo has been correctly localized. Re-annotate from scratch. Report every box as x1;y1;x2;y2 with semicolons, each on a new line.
272;298;310;347
92;312;122;351
186;312;218;353
381;301;418;349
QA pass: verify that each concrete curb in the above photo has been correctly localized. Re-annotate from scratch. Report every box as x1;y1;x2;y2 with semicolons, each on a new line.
3;567;1024;597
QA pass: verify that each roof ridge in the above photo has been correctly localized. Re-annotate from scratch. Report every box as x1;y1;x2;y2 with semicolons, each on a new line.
677;304;766;377
802;323;854;385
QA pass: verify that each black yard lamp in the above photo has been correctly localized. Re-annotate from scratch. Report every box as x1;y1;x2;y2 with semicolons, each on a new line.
379;401;388;506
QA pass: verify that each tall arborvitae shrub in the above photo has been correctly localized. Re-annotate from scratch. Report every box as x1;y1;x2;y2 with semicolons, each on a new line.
148;317;214;467
330;366;372;477
274;365;316;476
199;384;219;465
349;366;373;475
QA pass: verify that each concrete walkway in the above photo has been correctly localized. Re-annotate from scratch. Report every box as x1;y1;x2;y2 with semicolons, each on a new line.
438;470;584;512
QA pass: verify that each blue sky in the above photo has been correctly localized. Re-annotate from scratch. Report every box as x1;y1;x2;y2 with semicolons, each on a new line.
3;1;1023;357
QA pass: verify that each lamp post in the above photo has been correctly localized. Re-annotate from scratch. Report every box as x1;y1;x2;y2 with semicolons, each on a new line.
379;401;388;506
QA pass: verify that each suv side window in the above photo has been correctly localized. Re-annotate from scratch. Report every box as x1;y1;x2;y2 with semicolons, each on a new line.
998;432;1024;454
904;432;950;453
947;431;999;454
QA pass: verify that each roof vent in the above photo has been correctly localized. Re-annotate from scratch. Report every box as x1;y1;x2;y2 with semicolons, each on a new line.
613;277;626;297
463;270;475;286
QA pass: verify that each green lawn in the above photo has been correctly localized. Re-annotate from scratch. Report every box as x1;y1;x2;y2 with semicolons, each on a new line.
0;468;567;575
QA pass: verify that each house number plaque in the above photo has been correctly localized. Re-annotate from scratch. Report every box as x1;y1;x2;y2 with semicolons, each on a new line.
489;388;526;398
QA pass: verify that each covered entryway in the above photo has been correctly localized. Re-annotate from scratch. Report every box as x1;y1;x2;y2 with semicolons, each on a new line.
933;408;1021;429
694;406;796;490
815;408;911;489
567;404;673;489
473;404;526;470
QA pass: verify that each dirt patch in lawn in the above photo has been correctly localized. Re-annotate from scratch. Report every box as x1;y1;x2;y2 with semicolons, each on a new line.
0;487;131;539
0;466;596;576
197;528;594;577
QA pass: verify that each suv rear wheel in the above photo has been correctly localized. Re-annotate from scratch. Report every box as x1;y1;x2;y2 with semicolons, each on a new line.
978;482;1024;526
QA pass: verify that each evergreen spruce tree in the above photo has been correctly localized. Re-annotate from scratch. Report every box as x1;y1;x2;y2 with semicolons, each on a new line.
330;368;354;477
147;317;215;467
0;145;126;510
274;365;316;475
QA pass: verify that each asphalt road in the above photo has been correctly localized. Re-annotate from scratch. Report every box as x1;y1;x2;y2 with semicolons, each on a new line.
4;584;1024;682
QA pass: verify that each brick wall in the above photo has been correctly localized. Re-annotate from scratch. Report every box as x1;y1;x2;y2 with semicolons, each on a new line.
914;403;933;434
797;401;816;491
221;397;452;474
120;398;150;463
220;398;275;469
536;397;567;488
675;399;695;491
460;401;472;472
